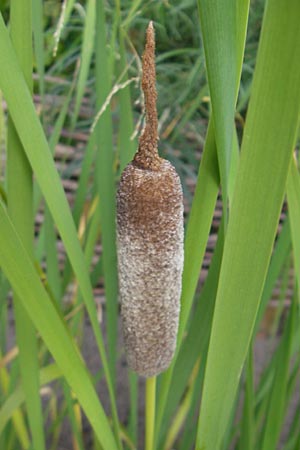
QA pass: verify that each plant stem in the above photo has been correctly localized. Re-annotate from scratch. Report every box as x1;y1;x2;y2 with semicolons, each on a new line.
145;376;156;450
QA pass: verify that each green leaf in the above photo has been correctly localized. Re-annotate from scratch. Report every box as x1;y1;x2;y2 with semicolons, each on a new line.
0;364;62;435
155;3;250;441
7;1;45;448
71;0;95;129
286;157;300;300
197;1;237;219
0;13;121;445
261;296;297;450
0;202;118;450
238;349;254;450
95;0;119;388
196;1;300;449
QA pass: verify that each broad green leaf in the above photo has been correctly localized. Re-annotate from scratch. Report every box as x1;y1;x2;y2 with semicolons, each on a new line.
196;1;300;449
197;0;236;218
156;3;250;441
0;202;118;450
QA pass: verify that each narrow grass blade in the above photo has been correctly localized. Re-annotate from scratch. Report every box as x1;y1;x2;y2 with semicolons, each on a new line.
255;217;291;332
0;364;62;434
196;1;300;448
127;371;138;444
32;0;45;101
238;348;254;450
0;356;30;449
117;24;136;171
196;0;236;219
261;296;297;450
0;203;118;450
163;361;200;450
286;157;300;299
178;0;249;358
177;120;219;348
95;0;119;388
44;207;61;302
71;0;95;130
7;2;45;448
53;0;76;57
63;382;85;450
62;122;96;289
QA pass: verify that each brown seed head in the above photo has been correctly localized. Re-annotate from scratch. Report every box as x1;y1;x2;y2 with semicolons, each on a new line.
116;22;184;377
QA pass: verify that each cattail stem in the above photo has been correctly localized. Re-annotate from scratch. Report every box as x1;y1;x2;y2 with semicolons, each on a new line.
134;21;161;170
145;376;157;450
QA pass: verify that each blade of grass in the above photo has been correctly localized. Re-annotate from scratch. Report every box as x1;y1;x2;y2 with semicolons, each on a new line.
197;0;236;222
53;0;76;57
196;1;300;448
115;1;136;171
63;382;85;450
71;0;95;130
286;156;300;300
62;131;96;290
0;364;62;434
0;353;30;449
44;207;61;302
0;202;118;450
261;295;297;450
7;1;45;448
178;0;249;363
238;347;254;450
255;217;291;332
0;14;122;447
32;0;45;103
177;360;206;450
95;0;119;389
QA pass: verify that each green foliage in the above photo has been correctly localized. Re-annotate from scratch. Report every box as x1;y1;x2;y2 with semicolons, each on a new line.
1;1;300;449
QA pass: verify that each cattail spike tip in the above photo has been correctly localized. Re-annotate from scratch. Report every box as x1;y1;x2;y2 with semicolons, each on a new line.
134;21;160;170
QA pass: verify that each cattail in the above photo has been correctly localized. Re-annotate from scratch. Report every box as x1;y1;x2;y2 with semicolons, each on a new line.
116;22;184;378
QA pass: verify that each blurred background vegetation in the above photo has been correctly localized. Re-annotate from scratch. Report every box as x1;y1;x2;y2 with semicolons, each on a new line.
3;1;300;450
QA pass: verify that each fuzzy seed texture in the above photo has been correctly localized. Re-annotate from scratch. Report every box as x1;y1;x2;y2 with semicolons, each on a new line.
116;22;184;378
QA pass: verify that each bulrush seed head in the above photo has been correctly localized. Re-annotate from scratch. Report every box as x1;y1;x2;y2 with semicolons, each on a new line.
116;22;184;378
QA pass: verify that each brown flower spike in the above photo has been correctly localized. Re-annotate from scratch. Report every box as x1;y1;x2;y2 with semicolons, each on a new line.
116;22;184;377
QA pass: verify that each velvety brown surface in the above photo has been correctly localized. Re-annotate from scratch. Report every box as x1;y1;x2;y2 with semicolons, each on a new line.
117;160;184;377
